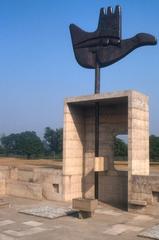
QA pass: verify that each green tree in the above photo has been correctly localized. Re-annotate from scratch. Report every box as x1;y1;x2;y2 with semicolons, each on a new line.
43;127;56;155
114;137;128;158
43;127;63;157
17;131;44;159
1;131;44;159
1;134;18;155
150;135;159;161
55;128;63;154
0;145;5;154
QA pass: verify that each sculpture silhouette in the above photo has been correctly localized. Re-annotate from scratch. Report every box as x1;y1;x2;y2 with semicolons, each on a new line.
70;6;157;69
69;6;157;199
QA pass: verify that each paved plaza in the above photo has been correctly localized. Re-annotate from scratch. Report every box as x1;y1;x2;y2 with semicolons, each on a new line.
0;196;158;240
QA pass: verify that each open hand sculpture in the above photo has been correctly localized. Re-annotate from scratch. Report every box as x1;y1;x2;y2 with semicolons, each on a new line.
69;6;157;168
70;6;157;70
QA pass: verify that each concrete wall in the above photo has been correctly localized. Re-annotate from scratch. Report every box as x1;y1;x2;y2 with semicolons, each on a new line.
0;165;63;201
129;175;159;206
128;91;150;209
63;104;85;200
128;91;149;176
63;90;150;209
0;90;150;208
98;171;128;209
63;91;129;203
83;100;128;201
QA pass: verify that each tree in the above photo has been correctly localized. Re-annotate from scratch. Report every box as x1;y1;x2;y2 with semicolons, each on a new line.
0;145;5;154
114;137;128;158
55;128;63;154
1;134;18;155
1;131;44;159
43;127;63;157
17;131;44;159
43;127;56;154
150;135;159;161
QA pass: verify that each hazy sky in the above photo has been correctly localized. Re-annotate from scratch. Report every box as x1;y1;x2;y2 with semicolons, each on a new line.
0;0;158;138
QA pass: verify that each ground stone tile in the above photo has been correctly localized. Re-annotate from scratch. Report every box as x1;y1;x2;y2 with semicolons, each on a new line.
0;220;15;227
0;234;15;240
19;206;75;219
103;224;143;236
128;225;144;232
4;227;47;237
23;221;43;227
103;224;129;235
139;225;159;239
131;214;154;222
95;209;122;216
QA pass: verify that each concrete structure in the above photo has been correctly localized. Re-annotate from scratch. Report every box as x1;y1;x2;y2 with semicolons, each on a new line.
63;90;151;210
0;90;158;212
0;164;63;201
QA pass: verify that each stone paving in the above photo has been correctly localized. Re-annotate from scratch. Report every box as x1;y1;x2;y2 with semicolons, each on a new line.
19;206;75;219
103;224;144;236
0;196;159;239
139;225;159;239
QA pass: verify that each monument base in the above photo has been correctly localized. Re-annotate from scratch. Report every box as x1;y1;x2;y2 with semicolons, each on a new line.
63;90;150;211
72;198;98;218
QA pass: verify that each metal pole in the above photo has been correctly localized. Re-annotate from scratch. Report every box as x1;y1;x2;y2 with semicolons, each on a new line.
95;63;100;94
95;102;99;157
94;63;100;199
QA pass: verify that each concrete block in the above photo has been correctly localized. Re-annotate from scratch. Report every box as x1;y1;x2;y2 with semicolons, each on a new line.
94;157;105;172
72;198;98;212
129;200;147;206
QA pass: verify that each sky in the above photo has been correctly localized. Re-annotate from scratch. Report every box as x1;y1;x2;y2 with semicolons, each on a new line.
0;0;158;138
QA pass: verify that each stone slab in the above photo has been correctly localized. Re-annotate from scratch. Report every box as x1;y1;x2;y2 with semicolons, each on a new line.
131;214;154;222
23;221;43;227
138;225;159;239
4;227;47;237
19;206;75;219
64;90;141;104
103;224;143;236
0;234;15;240
95;209;122;216
0;220;15;227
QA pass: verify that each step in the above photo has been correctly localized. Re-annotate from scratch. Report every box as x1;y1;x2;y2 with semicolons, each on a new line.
129;200;147;206
6;180;42;200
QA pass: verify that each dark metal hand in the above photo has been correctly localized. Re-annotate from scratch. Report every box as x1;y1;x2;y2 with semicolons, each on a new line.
70;6;157;69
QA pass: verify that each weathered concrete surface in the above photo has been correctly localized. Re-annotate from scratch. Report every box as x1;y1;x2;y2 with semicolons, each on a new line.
72;198;98;212
129;175;159;206
98;170;128;209
63;90;150;210
6;180;43;200
63;91;129;202
0;90;154;210
0;165;63;201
